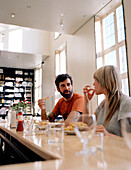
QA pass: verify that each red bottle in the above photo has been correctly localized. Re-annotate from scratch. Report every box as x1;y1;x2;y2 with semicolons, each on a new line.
16;107;24;131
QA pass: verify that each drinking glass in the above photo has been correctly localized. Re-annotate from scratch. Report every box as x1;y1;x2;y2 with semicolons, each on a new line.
121;113;131;150
48;122;65;143
74;114;96;155
24;116;34;134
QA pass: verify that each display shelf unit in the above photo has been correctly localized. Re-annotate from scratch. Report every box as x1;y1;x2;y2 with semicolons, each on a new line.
0;67;34;115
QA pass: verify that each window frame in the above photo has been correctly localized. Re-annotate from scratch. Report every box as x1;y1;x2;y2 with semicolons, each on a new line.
34;67;42;114
95;2;129;103
54;42;67;104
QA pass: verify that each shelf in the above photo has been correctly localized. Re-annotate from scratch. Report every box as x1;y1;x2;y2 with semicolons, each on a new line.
0;67;34;114
5;79;15;81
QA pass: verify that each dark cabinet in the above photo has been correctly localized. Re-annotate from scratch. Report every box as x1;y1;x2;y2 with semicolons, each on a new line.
0;129;45;165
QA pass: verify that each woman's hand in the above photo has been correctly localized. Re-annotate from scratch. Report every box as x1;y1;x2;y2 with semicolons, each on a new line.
83;85;95;103
96;125;110;136
38;99;46;111
83;85;95;114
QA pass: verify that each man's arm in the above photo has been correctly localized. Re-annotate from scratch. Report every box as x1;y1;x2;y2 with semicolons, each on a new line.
64;111;80;126
41;109;48;120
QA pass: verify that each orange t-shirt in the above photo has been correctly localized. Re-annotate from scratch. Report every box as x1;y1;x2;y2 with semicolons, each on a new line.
48;93;84;121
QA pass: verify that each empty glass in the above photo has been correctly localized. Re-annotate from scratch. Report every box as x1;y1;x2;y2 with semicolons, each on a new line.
74;114;96;155
24;116;34;134
47;122;65;143
121;113;131;150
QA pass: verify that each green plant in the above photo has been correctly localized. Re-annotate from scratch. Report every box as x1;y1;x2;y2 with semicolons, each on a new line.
12;100;30;112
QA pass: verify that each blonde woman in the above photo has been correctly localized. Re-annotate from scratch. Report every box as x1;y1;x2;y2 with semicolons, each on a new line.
83;65;131;137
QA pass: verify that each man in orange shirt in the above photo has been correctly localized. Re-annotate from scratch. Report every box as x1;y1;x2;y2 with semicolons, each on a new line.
38;74;84;126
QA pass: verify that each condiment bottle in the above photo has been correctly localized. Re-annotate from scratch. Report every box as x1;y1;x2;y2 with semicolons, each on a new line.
16;107;24;131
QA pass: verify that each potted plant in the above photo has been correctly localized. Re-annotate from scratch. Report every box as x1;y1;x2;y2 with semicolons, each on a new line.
12;100;30;114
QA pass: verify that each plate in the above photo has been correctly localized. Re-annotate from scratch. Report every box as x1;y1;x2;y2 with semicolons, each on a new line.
64;130;76;135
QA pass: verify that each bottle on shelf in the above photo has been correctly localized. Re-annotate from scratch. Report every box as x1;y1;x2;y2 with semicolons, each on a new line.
16;107;24;131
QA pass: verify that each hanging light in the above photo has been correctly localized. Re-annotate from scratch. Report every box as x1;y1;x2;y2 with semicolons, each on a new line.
11;13;15;18
60;20;64;27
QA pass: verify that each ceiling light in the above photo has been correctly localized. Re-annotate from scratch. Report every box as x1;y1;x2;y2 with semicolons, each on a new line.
60;21;64;27
27;5;31;8
11;13;15;18
60;23;64;27
2;34;5;38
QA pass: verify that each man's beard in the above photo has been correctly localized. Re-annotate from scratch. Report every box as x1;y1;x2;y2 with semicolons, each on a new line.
59;89;73;99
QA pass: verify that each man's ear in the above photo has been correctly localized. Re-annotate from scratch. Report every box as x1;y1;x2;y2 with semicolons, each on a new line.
57;87;60;92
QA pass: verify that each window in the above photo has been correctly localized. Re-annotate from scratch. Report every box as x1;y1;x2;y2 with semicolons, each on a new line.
0;34;4;50
103;12;115;50
34;68;42;114
95;3;129;104
55;43;67;104
55;32;61;40
55;49;66;76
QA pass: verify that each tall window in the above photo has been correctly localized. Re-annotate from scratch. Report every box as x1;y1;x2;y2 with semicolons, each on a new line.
34;68;42;114
95;3;129;104
0;34;4;50
55;32;61;40
55;43;67;104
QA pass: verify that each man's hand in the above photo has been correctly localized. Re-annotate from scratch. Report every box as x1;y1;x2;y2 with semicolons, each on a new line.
38;99;46;111
38;99;48;120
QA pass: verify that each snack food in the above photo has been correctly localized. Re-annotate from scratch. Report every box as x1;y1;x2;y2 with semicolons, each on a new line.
39;121;48;126
37;120;49;130
64;122;87;131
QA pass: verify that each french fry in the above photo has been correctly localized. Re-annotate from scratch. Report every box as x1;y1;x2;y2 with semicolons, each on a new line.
42;97;49;100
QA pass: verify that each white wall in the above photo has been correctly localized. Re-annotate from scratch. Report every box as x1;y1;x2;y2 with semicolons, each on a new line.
22;28;50;55
43;17;97;113
1;27;50;55
42;0;131;114
123;0;131;94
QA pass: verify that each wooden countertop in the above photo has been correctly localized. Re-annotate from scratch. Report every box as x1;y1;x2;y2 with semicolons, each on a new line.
0;123;131;170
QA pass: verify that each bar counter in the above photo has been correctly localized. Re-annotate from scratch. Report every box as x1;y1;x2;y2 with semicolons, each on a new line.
0;123;131;170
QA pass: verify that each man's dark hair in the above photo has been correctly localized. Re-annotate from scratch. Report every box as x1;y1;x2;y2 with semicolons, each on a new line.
55;74;73;89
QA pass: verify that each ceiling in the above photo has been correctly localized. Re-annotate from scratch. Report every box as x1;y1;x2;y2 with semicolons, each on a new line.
0;0;114;69
0;0;112;34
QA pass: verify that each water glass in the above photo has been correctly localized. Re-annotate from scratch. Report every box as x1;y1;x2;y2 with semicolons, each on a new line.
74;114;96;155
95;132;104;151
24;117;34;134
121;113;131;150
47;122;65;143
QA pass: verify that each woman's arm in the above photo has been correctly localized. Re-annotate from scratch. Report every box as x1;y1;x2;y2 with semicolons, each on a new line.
96;125;121;137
